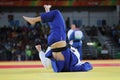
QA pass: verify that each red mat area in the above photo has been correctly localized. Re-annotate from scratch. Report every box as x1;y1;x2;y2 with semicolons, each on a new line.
0;63;120;68
0;65;43;68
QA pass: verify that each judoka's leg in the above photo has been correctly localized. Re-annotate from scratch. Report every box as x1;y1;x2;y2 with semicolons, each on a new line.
23;10;64;27
43;5;65;61
23;16;41;25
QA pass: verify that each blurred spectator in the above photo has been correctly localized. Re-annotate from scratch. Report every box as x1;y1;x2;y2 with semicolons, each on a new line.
0;43;7;60
25;45;33;60
0;24;49;61
100;44;109;59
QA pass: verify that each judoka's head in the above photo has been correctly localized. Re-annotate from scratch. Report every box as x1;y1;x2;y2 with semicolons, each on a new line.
70;24;76;30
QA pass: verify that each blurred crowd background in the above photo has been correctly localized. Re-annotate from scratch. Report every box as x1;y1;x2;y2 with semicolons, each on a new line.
0;0;120;61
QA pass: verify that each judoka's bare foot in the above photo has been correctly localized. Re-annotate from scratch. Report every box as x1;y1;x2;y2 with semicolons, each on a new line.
23;16;37;25
44;5;52;12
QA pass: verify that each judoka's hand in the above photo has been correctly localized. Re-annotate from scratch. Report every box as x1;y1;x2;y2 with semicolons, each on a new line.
35;44;42;52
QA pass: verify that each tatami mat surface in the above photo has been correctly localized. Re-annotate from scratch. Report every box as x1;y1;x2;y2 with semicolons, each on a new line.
0;60;120;80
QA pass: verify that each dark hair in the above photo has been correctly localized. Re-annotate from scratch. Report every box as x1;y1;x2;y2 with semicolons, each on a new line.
34;39;41;45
